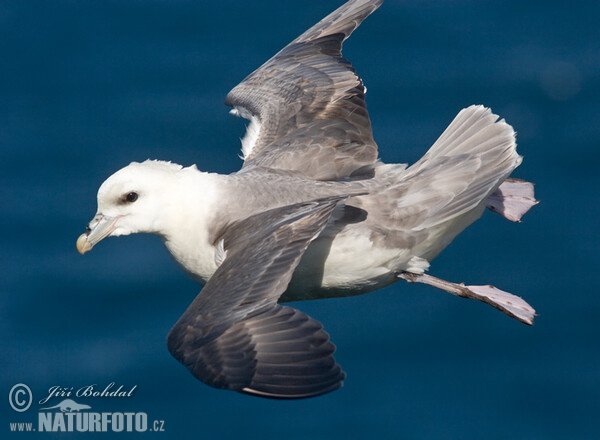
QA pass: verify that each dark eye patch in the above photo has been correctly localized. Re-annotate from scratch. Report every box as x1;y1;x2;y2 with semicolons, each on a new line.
124;192;138;203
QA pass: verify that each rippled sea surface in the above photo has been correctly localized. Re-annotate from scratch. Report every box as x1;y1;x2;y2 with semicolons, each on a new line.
2;1;599;438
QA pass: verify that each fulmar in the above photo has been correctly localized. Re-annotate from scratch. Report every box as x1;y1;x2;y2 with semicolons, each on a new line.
77;0;538;399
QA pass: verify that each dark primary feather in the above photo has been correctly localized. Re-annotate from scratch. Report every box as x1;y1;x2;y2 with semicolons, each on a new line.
167;197;347;398
226;0;383;180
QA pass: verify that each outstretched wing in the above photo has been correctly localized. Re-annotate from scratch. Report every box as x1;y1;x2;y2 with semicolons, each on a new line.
226;0;383;180
167;198;347;399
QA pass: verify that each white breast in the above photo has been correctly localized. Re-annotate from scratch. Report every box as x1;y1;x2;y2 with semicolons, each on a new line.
164;234;217;284
160;170;223;284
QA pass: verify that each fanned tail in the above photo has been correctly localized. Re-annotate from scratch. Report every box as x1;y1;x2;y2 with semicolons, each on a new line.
399;105;523;230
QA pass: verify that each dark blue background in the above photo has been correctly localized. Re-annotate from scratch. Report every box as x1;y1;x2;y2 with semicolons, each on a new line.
2;1;599;438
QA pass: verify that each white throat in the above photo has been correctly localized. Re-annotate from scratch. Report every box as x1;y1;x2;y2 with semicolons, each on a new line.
160;169;223;283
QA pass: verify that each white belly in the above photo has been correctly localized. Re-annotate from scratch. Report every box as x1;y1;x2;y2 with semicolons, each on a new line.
282;231;403;301
162;216;456;303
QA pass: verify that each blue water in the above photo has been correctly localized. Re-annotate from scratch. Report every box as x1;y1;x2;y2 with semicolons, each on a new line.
2;0;599;438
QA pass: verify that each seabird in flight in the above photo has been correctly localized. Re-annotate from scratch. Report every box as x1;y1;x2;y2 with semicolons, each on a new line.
77;0;538;399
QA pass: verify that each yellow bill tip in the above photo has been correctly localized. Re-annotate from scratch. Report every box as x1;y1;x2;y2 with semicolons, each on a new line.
76;233;92;255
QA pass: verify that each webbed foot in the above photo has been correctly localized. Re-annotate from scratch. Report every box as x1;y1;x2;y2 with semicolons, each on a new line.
486;178;539;222
398;272;536;325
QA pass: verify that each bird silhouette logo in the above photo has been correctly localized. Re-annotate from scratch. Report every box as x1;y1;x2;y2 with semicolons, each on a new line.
39;399;91;413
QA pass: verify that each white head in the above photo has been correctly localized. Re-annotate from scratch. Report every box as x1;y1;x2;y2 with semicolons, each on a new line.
76;160;191;254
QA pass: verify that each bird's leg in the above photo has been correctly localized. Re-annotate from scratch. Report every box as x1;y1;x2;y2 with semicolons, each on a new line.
486;178;539;222
398;272;536;325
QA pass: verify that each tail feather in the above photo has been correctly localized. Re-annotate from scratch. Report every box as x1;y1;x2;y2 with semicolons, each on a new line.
394;105;522;230
362;105;528;263
424;105;517;159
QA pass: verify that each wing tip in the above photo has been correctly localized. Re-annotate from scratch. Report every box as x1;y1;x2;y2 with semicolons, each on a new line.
240;370;346;400
296;0;384;44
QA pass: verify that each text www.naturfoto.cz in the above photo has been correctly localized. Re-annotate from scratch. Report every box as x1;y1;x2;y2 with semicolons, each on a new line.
9;422;33;432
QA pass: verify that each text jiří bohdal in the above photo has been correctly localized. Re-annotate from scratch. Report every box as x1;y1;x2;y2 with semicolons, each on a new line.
38;383;137;405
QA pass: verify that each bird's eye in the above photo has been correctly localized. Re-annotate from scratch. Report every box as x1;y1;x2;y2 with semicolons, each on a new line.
125;192;138;203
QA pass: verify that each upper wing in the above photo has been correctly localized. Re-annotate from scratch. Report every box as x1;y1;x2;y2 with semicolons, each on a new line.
226;0;383;180
167;198;347;399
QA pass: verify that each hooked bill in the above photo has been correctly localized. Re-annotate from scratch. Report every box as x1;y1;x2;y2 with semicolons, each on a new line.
76;233;92;255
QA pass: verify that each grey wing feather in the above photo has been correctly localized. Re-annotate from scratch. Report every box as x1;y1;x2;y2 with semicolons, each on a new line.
226;0;383;180
218;306;343;398
167;197;347;399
